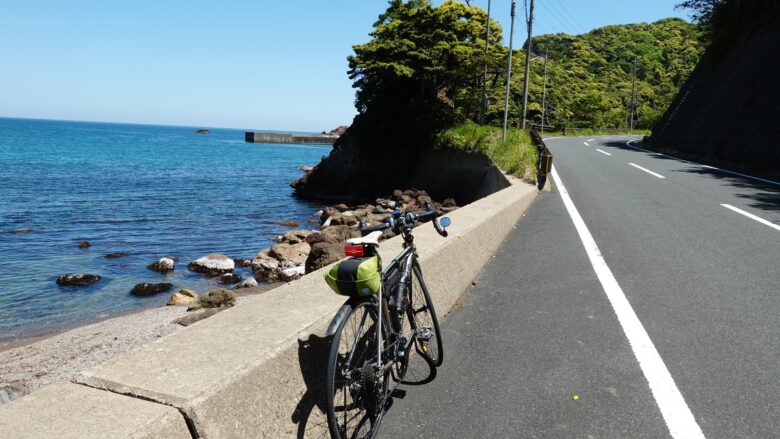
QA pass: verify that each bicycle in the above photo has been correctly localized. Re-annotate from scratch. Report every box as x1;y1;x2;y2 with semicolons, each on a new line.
324;203;451;439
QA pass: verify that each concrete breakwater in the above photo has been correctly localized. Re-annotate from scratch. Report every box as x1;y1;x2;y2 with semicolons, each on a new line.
245;131;339;145
0;176;538;438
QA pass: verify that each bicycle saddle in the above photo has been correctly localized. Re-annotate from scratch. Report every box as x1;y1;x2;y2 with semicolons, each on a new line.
346;230;382;246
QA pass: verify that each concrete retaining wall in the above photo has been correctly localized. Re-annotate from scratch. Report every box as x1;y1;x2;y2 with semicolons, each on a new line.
0;177;538;438
245;132;338;145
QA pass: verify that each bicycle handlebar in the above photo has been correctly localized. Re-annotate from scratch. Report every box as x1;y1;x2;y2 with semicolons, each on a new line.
358;203;448;238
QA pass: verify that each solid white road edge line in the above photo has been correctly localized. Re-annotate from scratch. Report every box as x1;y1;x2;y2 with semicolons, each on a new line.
584;141;590;146
588;138;596;142
551;166;706;439
625;140;780;187
629;163;666;179
596;149;612;156
721;204;780;232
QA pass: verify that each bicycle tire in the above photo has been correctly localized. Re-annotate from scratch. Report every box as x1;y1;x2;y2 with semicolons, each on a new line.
326;298;389;439
409;262;443;367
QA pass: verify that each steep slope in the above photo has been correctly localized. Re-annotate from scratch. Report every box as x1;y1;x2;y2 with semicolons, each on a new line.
649;1;780;177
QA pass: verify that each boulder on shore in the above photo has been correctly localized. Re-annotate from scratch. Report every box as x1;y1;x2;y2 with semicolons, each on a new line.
131;282;174;296
233;277;259;290
188;288;236;311
147;257;175;273
274;220;299;227
56;273;101;287
187;254;235;276
167;289;198;306
305;242;345;273
232;258;252;267
252;242;311;282
219;273;241;284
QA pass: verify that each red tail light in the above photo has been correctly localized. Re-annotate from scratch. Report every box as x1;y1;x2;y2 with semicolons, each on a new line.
344;245;364;257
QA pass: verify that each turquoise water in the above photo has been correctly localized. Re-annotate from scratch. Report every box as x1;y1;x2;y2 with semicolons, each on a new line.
0;118;330;344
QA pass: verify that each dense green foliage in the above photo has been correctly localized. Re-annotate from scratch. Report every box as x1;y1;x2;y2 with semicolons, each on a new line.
493;18;705;130
347;0;505;149
347;1;704;150
438;122;538;180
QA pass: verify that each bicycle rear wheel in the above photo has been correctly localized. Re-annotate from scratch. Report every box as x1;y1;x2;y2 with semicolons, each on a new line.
409;262;443;367
326;299;389;439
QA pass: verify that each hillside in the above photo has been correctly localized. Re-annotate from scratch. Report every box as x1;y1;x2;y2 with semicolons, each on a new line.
649;0;780;178
490;18;705;129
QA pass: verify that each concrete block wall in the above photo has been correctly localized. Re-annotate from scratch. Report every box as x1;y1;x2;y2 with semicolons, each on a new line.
0;176;538;438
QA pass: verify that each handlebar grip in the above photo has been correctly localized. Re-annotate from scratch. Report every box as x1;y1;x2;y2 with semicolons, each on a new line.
358;221;390;236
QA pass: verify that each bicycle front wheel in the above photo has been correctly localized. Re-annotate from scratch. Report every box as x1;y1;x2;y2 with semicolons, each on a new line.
409;262;443;367
326;299;388;439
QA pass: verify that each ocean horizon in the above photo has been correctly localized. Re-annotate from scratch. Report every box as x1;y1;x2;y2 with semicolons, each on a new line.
0;117;331;345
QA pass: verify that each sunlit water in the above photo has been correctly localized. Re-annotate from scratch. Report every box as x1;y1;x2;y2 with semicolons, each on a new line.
0;118;330;345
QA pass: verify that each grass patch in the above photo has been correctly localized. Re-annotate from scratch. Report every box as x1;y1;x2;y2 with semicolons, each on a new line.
437;122;538;182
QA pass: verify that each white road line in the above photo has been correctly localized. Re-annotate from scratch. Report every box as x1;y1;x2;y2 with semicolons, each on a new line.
625;140;780;187
542;136;563;141
584;141;590;146
721;204;780;231
595;149;612;156
587;138;596;142
551;166;706;439
629;163;666;179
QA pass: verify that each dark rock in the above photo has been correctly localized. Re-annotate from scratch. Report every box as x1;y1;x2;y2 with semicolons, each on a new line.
130;282;174;296
392;189;403;199
219;273;241;284
333;203;349;212
271;235;284;243
275;220;299;228
305;242;345;273
194;129;210;134
442;198;457;208
147;257;175;273
417;195;433;205
381;229;396;240
174;308;223;326
282;229;314;244
403;189;416;197
77;241;91;248
9;229;33;235
105;252;130;259
307;219;320;225
233;258;252;267
323;125;349;137
56;273;101;287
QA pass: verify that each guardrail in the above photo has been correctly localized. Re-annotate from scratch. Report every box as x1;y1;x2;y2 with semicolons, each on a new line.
530;129;553;190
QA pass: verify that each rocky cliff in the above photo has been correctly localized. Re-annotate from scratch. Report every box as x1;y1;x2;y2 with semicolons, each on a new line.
291;129;509;205
649;0;780;178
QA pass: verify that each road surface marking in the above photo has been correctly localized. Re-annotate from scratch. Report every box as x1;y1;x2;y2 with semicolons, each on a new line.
542;136;563;141
625;141;780;187
721;204;780;231
588;138;596;142
596;149;612;156
584;141;590;146
551;165;706;439
629;163;666;179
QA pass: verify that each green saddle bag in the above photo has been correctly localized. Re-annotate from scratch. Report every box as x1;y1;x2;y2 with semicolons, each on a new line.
324;255;381;297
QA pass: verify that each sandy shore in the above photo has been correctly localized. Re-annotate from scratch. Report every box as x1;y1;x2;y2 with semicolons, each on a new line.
0;285;274;405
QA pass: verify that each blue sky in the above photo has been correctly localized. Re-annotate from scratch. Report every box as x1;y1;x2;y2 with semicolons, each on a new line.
0;1;690;131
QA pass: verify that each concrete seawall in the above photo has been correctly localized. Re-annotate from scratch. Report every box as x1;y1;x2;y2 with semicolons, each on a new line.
245;131;338;145
0;177;538;438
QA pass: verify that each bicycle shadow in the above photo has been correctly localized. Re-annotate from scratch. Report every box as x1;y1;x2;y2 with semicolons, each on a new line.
291;334;331;439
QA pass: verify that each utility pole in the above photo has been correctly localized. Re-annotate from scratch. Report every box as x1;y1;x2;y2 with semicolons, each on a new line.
502;0;516;143
520;0;534;129
540;46;548;133
630;57;637;131
479;0;492;125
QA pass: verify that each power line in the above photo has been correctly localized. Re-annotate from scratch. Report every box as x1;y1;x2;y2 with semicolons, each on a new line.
549;0;589;34
537;0;580;35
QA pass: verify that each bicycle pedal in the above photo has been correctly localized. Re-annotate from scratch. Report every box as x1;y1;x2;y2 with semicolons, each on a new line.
390;389;407;399
417;327;433;341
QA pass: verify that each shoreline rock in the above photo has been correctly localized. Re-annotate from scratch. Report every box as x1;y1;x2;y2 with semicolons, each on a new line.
187;254;234;276
147;257;175;274
77;241;91;249
130;283;174;296
105;252;130;259
166;289;198;306
56;274;101;287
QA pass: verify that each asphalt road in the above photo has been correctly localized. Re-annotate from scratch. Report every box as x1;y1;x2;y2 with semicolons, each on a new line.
380;135;779;438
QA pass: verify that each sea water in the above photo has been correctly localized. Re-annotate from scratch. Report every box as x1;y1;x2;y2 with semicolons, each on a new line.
0;117;331;345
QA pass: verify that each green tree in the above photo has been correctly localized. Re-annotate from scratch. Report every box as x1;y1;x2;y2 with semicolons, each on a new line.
347;0;505;149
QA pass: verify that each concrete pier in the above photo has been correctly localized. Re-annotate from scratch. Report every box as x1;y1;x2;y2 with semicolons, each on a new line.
244;131;338;145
